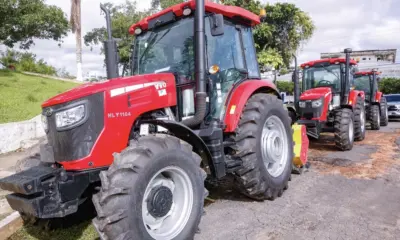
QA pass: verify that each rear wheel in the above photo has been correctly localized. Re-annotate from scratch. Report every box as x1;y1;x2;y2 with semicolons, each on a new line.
370;104;381;130
334;108;354;151
92;134;207;240
380;97;389;126
354;97;366;141
228;93;293;200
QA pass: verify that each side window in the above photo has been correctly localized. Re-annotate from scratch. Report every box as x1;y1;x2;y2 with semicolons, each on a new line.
241;28;260;78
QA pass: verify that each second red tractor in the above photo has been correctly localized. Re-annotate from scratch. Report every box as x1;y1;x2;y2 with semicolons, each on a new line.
354;70;389;129
293;49;366;151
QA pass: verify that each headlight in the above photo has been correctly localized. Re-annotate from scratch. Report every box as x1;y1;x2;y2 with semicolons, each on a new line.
41;115;48;132
312;99;323;108
299;101;306;108
55;104;86;129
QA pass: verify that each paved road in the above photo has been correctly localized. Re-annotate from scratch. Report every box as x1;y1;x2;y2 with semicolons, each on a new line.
196;121;400;240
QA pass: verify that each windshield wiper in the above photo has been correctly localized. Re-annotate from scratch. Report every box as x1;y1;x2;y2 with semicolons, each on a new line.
321;66;340;80
139;28;172;66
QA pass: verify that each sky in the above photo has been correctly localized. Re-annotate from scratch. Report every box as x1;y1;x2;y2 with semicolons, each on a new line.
3;0;400;77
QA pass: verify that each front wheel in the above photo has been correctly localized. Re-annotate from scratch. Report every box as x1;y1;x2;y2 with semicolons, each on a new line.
334;108;354;151
354;96;366;141
370;104;381;130
92;134;207;240
229;93;293;200
380;97;389;126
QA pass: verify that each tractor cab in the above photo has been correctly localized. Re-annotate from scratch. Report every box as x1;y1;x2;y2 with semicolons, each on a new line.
129;1;260;122
354;70;380;103
300;57;358;115
354;70;388;129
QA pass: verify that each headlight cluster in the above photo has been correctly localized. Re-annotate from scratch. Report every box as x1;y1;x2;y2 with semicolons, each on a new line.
311;99;323;108
299;99;323;108
55;105;86;129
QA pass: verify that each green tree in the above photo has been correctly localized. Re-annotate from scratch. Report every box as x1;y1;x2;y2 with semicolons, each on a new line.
84;1;146;73
150;0;183;10
276;81;294;94
0;49;57;75
223;0;314;69
70;0;83;81
379;78;400;94
0;0;69;49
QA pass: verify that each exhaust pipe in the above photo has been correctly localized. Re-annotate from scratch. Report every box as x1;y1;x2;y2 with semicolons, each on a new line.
292;54;300;113
181;0;207;127
371;69;377;103
100;4;119;80
343;48;352;105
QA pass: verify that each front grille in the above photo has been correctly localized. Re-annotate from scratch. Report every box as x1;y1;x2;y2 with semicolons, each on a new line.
43;92;104;162
300;101;323;119
388;105;399;111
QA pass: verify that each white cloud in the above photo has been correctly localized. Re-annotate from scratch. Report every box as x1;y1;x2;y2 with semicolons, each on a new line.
2;0;400;76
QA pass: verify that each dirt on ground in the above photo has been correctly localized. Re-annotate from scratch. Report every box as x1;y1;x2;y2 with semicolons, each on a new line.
309;128;400;179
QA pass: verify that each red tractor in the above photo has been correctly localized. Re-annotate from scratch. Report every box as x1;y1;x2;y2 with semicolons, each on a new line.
294;49;366;151
354;70;389;129
0;1;298;239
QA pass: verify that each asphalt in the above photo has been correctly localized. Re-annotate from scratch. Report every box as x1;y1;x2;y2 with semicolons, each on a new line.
196;121;400;240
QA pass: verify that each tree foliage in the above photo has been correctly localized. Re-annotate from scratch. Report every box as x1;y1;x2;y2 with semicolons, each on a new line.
85;0;314;72
0;49;57;75
379;78;400;94
276;81;294;94
0;0;69;49
84;1;146;71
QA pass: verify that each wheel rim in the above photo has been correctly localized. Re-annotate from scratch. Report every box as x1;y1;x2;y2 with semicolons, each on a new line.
261;115;289;178
349;119;354;143
360;109;365;133
142;166;193;240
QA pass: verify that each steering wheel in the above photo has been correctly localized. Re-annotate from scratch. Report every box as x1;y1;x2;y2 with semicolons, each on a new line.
317;80;332;86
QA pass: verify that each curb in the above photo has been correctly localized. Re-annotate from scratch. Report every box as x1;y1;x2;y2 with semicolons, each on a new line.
0;211;22;240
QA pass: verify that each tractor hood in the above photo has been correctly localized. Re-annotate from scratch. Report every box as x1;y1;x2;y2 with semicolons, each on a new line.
300;87;331;101
42;73;175;108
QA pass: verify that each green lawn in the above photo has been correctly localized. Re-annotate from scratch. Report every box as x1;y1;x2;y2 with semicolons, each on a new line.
0;70;79;123
9;221;98;240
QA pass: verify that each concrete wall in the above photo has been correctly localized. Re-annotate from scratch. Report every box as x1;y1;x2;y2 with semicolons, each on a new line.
0;115;45;154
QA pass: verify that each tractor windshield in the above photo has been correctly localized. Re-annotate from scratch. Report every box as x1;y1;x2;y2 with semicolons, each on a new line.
302;64;341;93
354;75;371;95
131;17;194;79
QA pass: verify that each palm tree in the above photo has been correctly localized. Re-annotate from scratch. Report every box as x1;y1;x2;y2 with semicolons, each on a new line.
70;0;83;81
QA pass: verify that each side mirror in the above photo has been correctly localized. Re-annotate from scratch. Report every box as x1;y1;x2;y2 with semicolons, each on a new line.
210;14;224;36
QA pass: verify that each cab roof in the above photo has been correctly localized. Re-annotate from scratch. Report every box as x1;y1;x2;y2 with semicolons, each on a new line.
300;58;357;68
354;71;381;76
129;0;260;34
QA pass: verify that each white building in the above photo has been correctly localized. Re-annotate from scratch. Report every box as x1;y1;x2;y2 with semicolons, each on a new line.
320;49;400;78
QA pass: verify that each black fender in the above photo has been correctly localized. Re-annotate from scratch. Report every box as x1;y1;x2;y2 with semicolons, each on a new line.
140;119;215;176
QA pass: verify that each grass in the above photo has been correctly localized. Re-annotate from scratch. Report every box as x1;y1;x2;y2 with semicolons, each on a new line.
0;70;79;123
9;221;98;240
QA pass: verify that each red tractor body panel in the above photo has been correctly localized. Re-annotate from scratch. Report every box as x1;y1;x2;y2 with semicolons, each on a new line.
376;91;383;102
44;73;177;170
223;80;279;133
129;0;260;34
348;90;365;107
300;58;357;68
299;87;332;121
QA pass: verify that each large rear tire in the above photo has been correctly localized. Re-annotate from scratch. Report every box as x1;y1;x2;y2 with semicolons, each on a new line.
92;134;207;240
228;93;293;200
354;97;366;141
334;108;354;151
380;97;389;126
370;104;381;130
